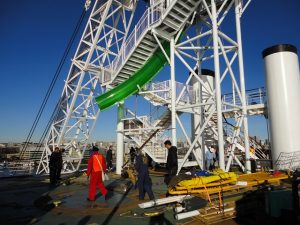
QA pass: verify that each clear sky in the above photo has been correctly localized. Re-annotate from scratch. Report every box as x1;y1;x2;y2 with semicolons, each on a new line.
0;0;300;143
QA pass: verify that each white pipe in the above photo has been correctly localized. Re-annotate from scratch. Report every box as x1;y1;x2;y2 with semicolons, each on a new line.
191;70;202;169
174;206;185;213
235;0;251;172
138;195;191;209
116;102;124;175
175;210;200;220
170;37;177;145
211;0;225;170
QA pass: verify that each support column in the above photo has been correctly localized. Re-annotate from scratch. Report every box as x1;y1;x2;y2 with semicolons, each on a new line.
170;37;177;145
211;0;225;170
263;44;300;165
191;73;202;168
116;102;124;175
235;0;251;172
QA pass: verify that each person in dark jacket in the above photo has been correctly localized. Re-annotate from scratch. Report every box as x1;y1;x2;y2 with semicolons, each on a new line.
129;147;136;164
106;145;113;171
164;140;178;185
135;150;154;200
49;147;63;185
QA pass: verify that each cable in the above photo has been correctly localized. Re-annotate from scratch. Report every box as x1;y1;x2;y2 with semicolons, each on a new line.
19;8;87;160
30;99;61;160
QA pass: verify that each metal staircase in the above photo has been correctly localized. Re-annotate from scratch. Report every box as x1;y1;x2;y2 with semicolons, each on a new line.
104;0;202;86
123;109;171;163
138;80;269;166
225;125;268;160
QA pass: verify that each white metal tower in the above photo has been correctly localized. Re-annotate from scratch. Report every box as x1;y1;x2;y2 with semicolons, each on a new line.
37;0;260;175
37;0;137;174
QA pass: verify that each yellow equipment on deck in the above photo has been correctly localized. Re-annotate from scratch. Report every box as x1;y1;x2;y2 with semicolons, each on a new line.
168;171;289;196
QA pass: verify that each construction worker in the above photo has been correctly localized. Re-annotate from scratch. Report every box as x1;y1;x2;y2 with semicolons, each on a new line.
49;146;63;185
164;140;178;185
87;146;108;201
129;146;136;164
206;146;216;170
135;149;155;200
106;145;113;171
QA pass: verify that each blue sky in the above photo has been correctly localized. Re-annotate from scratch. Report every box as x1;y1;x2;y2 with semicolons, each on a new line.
0;0;300;143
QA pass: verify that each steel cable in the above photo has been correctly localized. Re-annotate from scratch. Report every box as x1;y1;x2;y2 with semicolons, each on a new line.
19;8;87;161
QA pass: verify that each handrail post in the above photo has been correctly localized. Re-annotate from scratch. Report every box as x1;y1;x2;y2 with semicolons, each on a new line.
134;25;136;46
148;8;150;26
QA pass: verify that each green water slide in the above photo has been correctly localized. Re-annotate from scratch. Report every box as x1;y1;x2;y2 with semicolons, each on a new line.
96;41;170;111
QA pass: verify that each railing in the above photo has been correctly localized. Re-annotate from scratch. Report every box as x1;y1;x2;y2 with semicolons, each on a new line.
275;151;300;171
145;81;267;108
222;87;266;110
224;124;269;159
0;161;35;177
144;80;196;103
109;0;169;74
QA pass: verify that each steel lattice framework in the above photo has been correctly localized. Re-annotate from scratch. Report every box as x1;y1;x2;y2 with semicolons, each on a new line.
37;0;137;174
37;0;257;175
121;0;254;173
170;0;253;172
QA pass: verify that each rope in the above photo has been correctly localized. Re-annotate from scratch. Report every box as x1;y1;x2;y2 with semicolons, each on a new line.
18;7;87;163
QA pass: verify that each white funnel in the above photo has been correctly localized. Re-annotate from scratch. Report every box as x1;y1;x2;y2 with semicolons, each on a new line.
263;44;300;164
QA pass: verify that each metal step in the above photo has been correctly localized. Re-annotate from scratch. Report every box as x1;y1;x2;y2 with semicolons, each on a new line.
173;5;190;15
177;1;193;11
126;61;142;69
138;43;155;52
140;39;157;47
128;56;146;65
123;66;137;73
163;18;181;30
135;48;152;57
169;11;186;22
121;68;134;75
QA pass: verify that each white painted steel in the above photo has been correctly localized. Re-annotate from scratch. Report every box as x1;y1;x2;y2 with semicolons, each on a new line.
175;210;200;220
191;73;202;166
116;102;125;175
235;0;251;173
35;0;257;175
138;195;191;209
175;206;185;213
211;0;225;170
170;38;177;146
37;0;137;174
263;46;300;163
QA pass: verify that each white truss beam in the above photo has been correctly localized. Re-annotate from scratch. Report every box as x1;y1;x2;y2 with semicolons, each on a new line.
37;0;137;174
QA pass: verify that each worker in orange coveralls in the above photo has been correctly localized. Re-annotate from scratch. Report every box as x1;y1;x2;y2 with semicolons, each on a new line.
87;146;108;201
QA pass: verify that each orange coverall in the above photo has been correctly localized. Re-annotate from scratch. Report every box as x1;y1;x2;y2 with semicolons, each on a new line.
87;152;108;200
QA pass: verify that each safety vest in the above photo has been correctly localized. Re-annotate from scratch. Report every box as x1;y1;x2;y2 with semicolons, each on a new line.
92;154;104;172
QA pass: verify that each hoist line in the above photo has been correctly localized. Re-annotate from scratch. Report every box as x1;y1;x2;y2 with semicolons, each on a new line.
19;8;87;160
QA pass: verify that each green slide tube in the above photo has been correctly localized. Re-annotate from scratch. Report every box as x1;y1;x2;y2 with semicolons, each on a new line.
96;41;170;111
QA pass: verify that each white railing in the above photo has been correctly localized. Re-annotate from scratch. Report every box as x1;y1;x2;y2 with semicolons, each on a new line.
144;80;196;103
109;0;169;74
145;81;266;111
225;124;269;159
222;87;266;110
0;160;35;177
275;151;300;171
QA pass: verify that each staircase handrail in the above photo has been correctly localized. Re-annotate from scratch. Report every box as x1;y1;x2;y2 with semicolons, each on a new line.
109;0;168;75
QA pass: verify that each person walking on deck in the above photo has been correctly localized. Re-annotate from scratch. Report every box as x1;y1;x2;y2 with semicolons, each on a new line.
135;149;155;200
164;140;178;185
87;146;108;201
106;145;113;171
49;147;63;185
